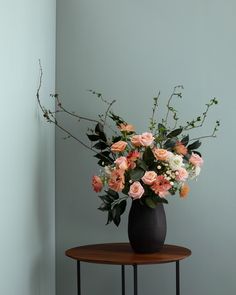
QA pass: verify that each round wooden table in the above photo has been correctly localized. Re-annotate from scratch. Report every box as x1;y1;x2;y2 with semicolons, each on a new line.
66;243;191;295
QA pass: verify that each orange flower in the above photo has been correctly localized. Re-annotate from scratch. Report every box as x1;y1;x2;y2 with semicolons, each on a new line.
179;183;190;198
92;176;103;193
119;123;135;132
108;169;125;192
174;142;188;155
127;150;140;169
111;141;127;152
151;175;172;196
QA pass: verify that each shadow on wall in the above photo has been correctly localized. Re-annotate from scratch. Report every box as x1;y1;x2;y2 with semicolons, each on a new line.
30;114;55;295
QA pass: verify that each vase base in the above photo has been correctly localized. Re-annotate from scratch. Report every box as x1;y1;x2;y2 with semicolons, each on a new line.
129;242;164;254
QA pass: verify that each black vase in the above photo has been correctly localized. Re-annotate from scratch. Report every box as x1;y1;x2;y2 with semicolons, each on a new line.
128;199;167;253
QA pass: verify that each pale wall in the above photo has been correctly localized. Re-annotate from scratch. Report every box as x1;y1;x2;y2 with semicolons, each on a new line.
0;1;56;295
56;1;236;294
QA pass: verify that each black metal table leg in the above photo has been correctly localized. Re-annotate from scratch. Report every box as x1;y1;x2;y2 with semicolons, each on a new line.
121;265;125;295
77;261;81;295
133;264;138;295
176;261;180;295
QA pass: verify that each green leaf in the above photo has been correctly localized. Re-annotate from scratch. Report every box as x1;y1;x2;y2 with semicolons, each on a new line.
106;211;113;225
86;134;100;141
94;123;107;142
145;197;158;208
157;197;168;204
188;140;201;150
136;159;148;171
112;200;127;226
105;189;119;200
109;112;125;126
167;128;183;138
163;138;177;149
129;168;145;181
181;135;189;146
95;123;104;134
98;194;113;204
112;136;122;143
98;203;110;211
94;151;113;164
143;147;155;166
93;141;108;150
158;123;167;135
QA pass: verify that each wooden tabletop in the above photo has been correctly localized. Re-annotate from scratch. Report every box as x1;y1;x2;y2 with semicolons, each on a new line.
65;243;191;265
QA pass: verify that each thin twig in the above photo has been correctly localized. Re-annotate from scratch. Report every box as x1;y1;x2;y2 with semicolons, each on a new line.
163;85;183;126
53;94;100;123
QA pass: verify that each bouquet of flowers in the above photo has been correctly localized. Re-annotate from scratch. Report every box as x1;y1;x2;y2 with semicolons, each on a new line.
37;72;219;226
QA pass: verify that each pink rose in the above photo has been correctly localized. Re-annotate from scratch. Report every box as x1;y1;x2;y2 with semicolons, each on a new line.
92;176;103;192
128;181;145;199
189;153;204;167
141;171;157;185
111;141;127;152
140;132;155;146
131;135;142;147
175;167;189;181
153;148;171;161
108;169;125;192
115;156;128;170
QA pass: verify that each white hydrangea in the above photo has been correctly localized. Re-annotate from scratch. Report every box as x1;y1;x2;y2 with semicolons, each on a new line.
168;154;183;170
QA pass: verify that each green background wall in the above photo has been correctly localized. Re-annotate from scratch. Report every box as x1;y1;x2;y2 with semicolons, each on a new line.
0;1;56;294
56;1;236;294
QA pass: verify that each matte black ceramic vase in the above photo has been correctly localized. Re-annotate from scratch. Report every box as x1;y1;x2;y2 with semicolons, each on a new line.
128;200;167;253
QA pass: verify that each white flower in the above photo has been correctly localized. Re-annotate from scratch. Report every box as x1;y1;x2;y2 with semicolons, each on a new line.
168;155;183;170
104;166;112;177
189;166;201;179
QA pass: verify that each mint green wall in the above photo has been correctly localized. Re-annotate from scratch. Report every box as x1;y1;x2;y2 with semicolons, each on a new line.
56;1;236;294
0;1;56;295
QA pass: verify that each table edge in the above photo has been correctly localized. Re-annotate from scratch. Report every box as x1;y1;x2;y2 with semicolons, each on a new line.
65;243;192;265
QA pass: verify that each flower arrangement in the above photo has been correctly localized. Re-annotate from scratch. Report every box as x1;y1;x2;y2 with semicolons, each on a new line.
89;93;219;226
37;66;220;226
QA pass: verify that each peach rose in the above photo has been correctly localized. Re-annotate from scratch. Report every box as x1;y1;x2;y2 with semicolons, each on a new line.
189;153;204;167
151;175;172;196
175;167;189;181
140;132;155;146
114;156;128;170
111;141;127;152
153;148;171;161
174;142;188;155
141;171;157;185
119;123;135;132
92;176;103;193
128;181;145;199
131;135;142;147
179;183;190;198
108;169;125;192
